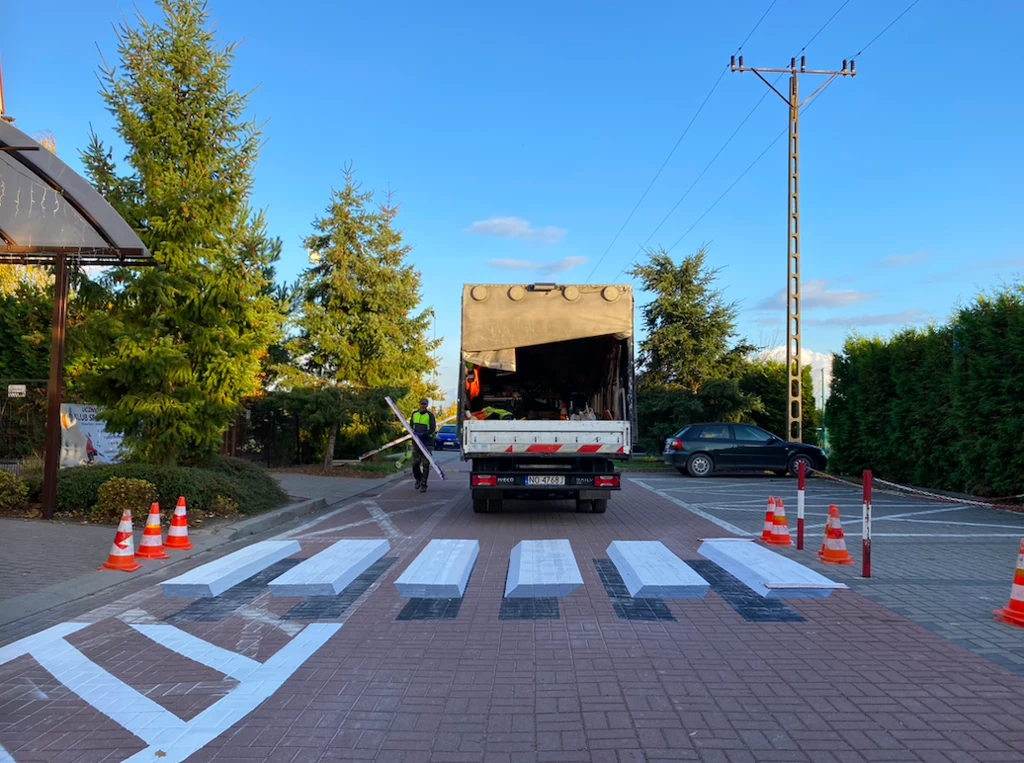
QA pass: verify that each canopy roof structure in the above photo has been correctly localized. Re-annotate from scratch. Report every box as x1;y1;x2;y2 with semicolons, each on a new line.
0;118;149;265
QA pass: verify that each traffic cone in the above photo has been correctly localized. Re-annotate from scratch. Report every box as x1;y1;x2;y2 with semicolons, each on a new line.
99;509;142;572
136;502;170;559
994;539;1024;627
760;497;776;542
767;498;792;547
165;496;193;550
819;505;853;565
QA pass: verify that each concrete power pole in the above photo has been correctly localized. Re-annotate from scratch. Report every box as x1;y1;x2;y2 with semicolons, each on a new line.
731;55;855;442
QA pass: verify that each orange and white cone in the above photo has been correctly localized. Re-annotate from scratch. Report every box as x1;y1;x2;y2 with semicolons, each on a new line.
767;498;792;547
819;505;853;565
165;496;192;550
994;539;1024;628
760;497;776;542
136;502;170;559
99;509;142;572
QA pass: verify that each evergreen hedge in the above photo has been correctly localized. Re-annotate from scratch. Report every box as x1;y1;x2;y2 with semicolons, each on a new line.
826;285;1024;496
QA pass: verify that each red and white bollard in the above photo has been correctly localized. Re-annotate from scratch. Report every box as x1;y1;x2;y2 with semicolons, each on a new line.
862;469;873;578
796;461;806;550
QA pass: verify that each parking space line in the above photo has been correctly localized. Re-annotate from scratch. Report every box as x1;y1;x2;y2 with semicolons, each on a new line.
631;479;754;537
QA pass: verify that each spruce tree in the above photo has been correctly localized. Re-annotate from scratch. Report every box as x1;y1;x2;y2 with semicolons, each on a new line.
630;247;754;392
288;167;437;465
78;0;281;464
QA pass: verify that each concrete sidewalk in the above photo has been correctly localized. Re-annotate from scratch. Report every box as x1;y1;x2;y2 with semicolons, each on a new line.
0;470;396;640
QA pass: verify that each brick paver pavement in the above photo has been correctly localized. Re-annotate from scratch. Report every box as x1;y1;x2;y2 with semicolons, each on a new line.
3;462;1024;762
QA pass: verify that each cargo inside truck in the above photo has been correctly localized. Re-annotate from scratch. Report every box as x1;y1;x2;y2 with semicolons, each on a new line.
465;333;631;422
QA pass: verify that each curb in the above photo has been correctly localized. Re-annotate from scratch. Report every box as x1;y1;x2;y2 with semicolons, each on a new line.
227;498;327;541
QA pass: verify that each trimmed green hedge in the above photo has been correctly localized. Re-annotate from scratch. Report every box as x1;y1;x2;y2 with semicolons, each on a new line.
826;284;1024;496
54;457;288;517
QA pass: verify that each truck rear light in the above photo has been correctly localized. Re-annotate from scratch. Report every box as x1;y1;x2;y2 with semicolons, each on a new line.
472;474;497;487
668;438;683;451
594;475;619;488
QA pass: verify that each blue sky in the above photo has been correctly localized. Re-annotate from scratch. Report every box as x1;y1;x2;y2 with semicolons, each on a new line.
4;0;1022;404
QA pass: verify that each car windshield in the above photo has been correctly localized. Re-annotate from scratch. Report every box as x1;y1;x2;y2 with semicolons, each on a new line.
440;425;456;434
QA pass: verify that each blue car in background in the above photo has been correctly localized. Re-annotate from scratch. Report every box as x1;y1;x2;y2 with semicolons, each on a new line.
433;424;460;451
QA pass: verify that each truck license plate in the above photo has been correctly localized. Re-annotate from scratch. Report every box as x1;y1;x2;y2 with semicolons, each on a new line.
526;475;565;486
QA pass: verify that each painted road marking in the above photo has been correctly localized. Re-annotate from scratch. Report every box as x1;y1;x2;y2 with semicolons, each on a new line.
268;538;390;597
395;539;480;599
123;623;340;763
698;538;847;599
33;637;186;745
631;478;755;536
505;540;583;598
292;503;444;540
162;540;301;598
0;622;88;665
128;624;261;680
606;541;709;599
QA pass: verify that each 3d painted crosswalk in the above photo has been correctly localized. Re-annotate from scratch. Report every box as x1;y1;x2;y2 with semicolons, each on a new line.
158;535;845;616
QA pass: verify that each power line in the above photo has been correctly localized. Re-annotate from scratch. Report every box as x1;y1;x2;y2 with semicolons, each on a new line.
584;0;779;284
849;0;922;58
606;0;856;281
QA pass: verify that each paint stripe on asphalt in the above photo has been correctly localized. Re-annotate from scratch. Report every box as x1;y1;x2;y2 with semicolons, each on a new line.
0;622;89;666
268;539;390;598
630;478;754;537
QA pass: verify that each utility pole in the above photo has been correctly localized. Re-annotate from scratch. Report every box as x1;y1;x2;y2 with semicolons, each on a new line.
731;55;855;442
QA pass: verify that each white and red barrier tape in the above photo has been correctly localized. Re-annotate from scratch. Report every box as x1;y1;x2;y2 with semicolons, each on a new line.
805;468;1024;512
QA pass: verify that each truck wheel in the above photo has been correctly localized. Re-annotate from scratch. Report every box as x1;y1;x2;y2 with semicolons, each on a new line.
575;498;592;513
472;498;488;513
591;499;608;514
687;453;714;478
489;498;503;513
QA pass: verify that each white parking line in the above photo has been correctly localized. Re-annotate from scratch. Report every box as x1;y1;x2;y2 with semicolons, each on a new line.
631;478;754;537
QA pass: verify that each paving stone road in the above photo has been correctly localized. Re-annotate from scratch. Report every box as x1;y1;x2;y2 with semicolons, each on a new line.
2;461;1024;762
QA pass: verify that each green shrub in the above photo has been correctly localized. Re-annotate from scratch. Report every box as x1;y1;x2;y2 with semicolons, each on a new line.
54;458;287;517
827;284;1024;496
208;494;240;516
92;477;158;524
0;471;29;512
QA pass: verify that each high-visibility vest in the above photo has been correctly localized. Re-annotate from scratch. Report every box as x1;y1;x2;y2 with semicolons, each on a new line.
411;411;431;429
466;366;481;399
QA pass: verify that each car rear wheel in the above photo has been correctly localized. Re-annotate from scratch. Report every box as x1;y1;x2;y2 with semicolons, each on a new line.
687;453;714;478
788;455;814;477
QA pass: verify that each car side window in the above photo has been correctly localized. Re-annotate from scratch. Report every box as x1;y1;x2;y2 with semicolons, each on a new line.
733;425;773;443
698;424;731;440
679;425;697;439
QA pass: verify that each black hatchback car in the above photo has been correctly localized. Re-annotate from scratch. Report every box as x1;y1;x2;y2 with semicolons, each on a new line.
663;423;827;478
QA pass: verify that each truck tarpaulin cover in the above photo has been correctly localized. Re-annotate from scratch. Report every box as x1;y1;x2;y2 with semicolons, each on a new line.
461;284;633;372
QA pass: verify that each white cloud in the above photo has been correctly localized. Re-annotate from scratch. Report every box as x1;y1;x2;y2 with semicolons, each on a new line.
465;216;566;245
539;256;587;274
487;256;589;274
754;279;873;311
880;251;930;268
760;346;834;404
487;259;535;270
803;309;930;328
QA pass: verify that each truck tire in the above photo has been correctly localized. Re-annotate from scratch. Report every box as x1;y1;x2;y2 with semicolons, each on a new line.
472;498;488;513
575;498;592;513
687;453;714;478
489;498;504;513
591;498;608;514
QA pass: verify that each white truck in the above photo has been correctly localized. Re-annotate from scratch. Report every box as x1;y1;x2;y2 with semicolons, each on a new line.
458;283;635;514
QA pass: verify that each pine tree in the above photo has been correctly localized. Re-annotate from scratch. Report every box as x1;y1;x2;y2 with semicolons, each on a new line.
77;0;281;464
287;167;437;466
630;247;755;392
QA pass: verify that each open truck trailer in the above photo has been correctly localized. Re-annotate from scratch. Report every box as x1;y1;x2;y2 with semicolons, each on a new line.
458;283;635;514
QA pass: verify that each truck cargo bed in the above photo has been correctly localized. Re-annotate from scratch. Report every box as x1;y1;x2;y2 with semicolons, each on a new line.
462;420;630;456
